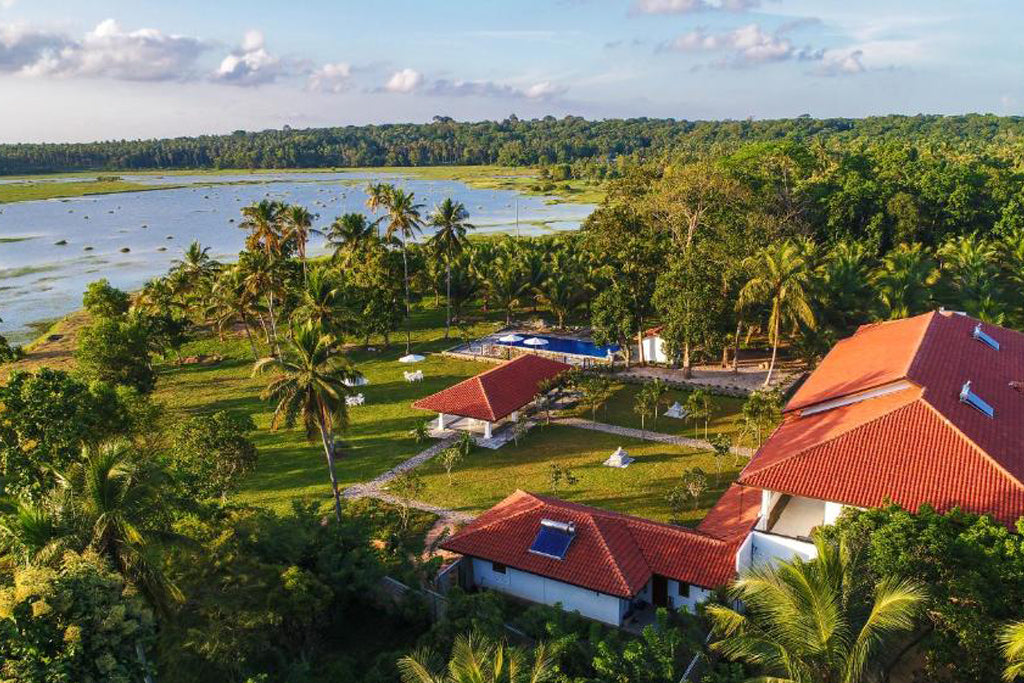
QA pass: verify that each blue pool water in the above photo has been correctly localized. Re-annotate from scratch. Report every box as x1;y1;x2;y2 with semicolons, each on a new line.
495;335;619;358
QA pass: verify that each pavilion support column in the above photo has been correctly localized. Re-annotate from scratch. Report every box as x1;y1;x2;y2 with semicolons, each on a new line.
437;413;446;430
484;421;493;439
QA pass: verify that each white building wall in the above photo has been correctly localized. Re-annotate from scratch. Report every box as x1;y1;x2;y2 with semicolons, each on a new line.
749;530;817;567
824;501;846;525
638;336;669;364
667;579;713;613
471;558;625;626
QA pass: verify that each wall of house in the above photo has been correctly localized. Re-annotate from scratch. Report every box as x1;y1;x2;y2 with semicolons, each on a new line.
667;579;713;613
749;530;817;567
824;501;846;525
470;558;626;626
636;336;669;364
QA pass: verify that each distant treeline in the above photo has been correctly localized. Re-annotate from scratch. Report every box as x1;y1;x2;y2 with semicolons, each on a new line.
3;113;1024;175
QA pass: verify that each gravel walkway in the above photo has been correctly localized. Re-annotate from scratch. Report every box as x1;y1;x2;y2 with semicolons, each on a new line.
344;436;475;526
555;416;754;458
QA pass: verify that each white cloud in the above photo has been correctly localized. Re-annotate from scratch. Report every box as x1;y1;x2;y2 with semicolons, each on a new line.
0;0;15;9
384;67;423;93
523;81;567;99
2;19;205;81
633;0;758;14
663;23;823;66
814;49;866;76
212;29;288;86
308;62;352;93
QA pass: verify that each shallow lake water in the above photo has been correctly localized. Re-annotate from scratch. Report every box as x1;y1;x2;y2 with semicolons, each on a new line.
0;171;594;343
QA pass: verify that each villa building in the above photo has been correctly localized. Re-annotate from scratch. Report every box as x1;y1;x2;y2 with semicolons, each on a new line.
441;486;759;626
440;310;1024;624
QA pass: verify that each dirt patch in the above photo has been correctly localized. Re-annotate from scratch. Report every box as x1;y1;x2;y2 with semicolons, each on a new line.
1;310;89;381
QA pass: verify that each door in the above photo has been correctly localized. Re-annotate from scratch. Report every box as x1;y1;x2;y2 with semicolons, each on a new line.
652;575;668;607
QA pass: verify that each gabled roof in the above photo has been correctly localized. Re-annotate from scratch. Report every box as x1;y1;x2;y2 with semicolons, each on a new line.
742;311;1024;527
441;487;760;597
413;354;570;421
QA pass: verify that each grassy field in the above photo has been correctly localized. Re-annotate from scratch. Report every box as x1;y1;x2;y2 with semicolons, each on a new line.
0;178;182;203
0;165;605;205
415;424;743;524
587;383;749;443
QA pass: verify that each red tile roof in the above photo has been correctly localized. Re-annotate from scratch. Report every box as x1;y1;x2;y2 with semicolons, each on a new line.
412;354;570;421
441;488;761;596
742;311;1024;527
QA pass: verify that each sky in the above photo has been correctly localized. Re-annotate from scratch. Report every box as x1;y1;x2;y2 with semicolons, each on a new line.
0;0;1021;143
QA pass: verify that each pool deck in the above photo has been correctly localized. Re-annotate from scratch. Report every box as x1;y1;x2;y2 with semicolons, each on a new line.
445;329;616;367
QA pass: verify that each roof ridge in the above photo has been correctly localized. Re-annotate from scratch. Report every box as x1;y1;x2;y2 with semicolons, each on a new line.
475;376;497;421
904;310;939;380
589;516;639;594
917;397;1024;495
463;491;544;533
742;389;920;483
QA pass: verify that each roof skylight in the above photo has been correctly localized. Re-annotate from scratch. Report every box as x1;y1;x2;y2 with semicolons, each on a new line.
529;519;576;560
973;323;1000;351
960;380;995;418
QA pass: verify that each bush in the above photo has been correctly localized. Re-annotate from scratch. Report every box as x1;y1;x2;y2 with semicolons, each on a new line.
75;315;155;393
82;278;130;319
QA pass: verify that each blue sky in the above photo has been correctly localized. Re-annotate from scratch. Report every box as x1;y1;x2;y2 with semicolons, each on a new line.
0;0;1021;142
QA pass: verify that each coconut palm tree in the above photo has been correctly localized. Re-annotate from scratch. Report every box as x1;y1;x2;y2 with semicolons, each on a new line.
872;243;940;320
239;200;287;351
58;441;185;610
1000;620;1024;682
0;499;67;567
207;265;262;359
397;632;556;683
937;232;1004;322
427;198;474;339
535;251;586;328
326;212;376;263
296;265;354;339
365;182;392;238
706;535;926;683
172;240;220;280
738;239;817;386
253;322;360;522
382;187;424;353
281;204;319;280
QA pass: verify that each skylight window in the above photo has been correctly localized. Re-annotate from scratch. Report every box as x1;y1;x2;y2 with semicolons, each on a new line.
973;323;1000;351
529;519;576;560
960;380;995;418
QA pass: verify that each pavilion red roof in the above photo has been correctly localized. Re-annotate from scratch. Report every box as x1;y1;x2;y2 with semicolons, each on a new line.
441;487;760;596
741;311;1024;527
413;354;570;422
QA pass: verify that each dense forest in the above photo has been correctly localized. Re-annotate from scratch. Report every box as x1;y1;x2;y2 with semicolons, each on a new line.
2;113;1024;174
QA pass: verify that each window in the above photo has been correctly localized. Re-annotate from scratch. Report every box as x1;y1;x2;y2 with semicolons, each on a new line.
973;323;1000;351
492;562;507;574
960;380;995;418
678;582;691;598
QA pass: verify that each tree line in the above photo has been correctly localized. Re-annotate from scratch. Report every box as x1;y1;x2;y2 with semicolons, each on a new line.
3;113;1024;174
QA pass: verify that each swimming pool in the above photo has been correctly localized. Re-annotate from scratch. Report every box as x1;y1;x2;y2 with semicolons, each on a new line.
494;334;619;359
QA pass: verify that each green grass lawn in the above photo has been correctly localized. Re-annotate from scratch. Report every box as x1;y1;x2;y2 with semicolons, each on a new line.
153;306;502;513
585;383;749;443
415;424;743;524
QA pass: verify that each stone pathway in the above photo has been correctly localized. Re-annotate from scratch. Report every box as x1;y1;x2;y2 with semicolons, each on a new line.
554;416;754;458
343;436;476;528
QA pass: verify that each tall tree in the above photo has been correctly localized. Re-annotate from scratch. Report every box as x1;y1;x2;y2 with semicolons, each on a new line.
738;239;817;386
872;242;940;320
382;186;424;353
281;204;318;281
238;200;287;351
427;198;474;339
254;323;359;522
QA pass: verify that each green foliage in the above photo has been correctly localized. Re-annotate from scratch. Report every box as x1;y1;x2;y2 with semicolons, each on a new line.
0;550;156;683
680;467;709;510
74;315;155;394
826;504;1024;683
707;534;926;683
82;278;130;319
161;502;388;683
0;369;144;499
740;388;781;446
548;463;578;496
170;411;258;500
592;609;694;683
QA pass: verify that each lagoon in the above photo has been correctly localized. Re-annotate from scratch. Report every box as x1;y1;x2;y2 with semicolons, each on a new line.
0;171;594;343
